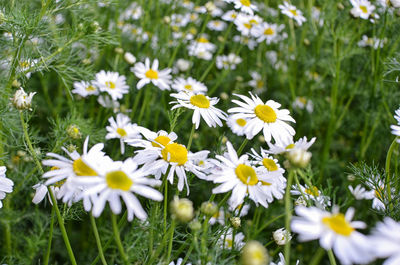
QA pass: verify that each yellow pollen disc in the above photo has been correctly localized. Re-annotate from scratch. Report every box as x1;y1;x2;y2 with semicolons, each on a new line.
285;144;295;149
244;23;252;29
240;0;251;7
50;166;60;171
189;27;197;34
105;81;116;89
161;143;188;166
212;211;220;218
106;170;133;191
264;28;274;35
260;180;272;186
235;164;258;185
54;179;66;187
184;84;193;91
360;5;368;13
198;160;205;166
20;61;30;68
73;127;79;134
262;158;278;171
117;128;127;137
256;80;264;88
254;104;277;123
249;19;258;25
305;186;320;197
197;37;209;43
190;94;210;108
322;213;354;236
145;69;159;79
231;14;237;19
236;118;247;127
131;28;138;34
152;135;171;148
290;9;298;16
72;158;97;176
86;85;96;92
298;97;307;104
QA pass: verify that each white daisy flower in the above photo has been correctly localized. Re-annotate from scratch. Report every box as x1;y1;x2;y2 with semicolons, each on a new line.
350;0;375;20
170;91;227;129
218;228;245;250
227;115;248;136
357;35;385;50
233;35;258;50
222;10;238;21
291;206;374;265
209;208;225;225
131;58;172;90
229;203;251;217
248;71;265;94
78;158;163;221
390;108;400;142
93;70;129;101
230;0;258;15
273;228;292;246
208;141;271;208
72;81;99;97
291;184;331;209
11;87;36;111
188;35;216;52
216;53;242;70
97;94;120;112
370;217;400;265
278;1;307;26
234;13;262;36
252;22;286;45
207;20;227;31
169;258;192;265
365;175;387;211
0;166;13;208
348;184;374;200
228;93;296;143
105;113;141;154
266;136;316;155
32;183;64;205
172;77;207;93
292;96;314;113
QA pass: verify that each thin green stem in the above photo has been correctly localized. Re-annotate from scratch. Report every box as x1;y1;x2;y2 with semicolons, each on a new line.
187;123;196;151
309;247;325;265
164;176;169;235
166;219;176;263
284;170;295;265
327;249;337;265
90;214;108;265
385;138;397;213
44;206;55;265
255;213;286;235
237;138;248;156
19;111;77;265
111;213;129;265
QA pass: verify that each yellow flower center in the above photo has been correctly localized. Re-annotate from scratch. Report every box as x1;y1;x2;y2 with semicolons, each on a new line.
244;23;252;29
117;128;127;137
256;80;264;88
254;105;277;123
262;158;278;171
226;238;233;248
106;170;133;191
197;37;209;43
54;179;66;187
20;61;30;68
285;144;295;149
360;5;368;13
189;27;197;35
145;69;159;79
375;187;384;200
236;118;247;127
184;84;193;91
105;81;116;89
264;28;274;35
290;9;298;16
72;158;97;176
161;143;188;166
322;213;354;236
305;186;320;197
260;180;272;186
240;0;251;7
152;135;171;148
298;97;307;104
190;94;210;108
235;164;258;185
86;85;96;92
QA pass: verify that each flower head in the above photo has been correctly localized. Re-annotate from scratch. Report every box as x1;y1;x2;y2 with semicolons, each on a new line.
11;87;36;110
131;58;172;90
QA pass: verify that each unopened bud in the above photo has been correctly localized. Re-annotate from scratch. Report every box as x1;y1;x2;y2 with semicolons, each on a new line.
286;149;312;168
272;228;292;245
67;124;82;140
294;196;307;206
170;196;194;222
11;87;36;111
115;47;124;54
124;52;136;64
241;241;269;265
189;219;202;231
201;201;218;216
230;217;241;228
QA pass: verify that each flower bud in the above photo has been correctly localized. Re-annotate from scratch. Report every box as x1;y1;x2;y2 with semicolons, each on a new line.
294;196;307;206
230;217;241;228
114;47;124;54
201;201;218;216
241;241;269;265
286;148;312;168
272;228;292;245
189;219;202;231
176;59;191;72
11;87;36;110
124;52;136;64
67;124;82;140
170;196;194;222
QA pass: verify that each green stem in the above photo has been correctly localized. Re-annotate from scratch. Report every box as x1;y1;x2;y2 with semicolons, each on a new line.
309;247;325;265
164;177;169;235
385;138;397;213
284;170;295;265
237;138;248;156
327;249;337;265
255;213;286;235
90;214;108;265
187;123;196;151
19;111;77;265
111;213;128;265
201;216;211;263
166;219;176;263
44;206;55;265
